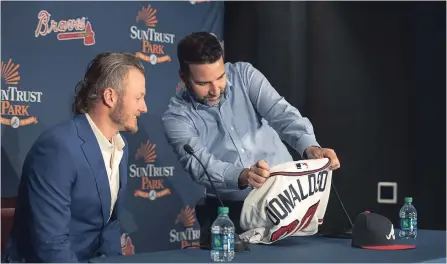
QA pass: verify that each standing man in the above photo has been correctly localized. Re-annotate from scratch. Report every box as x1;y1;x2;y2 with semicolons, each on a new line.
3;52;148;262
162;32;340;247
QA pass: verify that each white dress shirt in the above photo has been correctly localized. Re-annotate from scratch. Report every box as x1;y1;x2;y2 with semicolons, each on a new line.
85;113;124;221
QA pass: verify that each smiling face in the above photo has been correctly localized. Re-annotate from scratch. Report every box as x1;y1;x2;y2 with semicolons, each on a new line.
109;67;147;133
184;56;226;106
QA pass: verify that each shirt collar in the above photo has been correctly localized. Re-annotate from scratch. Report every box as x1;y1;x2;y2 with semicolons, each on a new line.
185;79;233;110
85;113;125;151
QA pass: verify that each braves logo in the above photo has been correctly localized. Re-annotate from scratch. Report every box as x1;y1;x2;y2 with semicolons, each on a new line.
385;225;395;240
35;10;96;46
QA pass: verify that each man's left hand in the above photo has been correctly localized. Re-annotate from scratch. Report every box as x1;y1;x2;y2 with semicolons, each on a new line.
305;146;340;170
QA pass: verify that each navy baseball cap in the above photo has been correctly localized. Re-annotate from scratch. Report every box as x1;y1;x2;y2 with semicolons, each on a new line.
351;211;416;250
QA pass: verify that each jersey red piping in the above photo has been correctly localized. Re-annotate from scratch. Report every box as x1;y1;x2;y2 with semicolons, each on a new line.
269;159;331;177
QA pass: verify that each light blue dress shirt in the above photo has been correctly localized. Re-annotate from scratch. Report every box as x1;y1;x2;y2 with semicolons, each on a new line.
162;62;320;201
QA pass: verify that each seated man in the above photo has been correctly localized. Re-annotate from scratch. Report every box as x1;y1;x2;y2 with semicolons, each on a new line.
162;32;340;247
3;52;148;262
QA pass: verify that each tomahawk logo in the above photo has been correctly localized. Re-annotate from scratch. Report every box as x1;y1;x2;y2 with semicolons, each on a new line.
386;225;395;240
35;10;96;46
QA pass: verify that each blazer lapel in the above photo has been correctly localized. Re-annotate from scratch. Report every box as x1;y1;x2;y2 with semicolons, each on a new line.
116;139;128;214
119;151;127;192
74;114;111;225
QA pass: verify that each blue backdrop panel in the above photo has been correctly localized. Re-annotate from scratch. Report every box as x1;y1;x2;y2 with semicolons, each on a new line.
1;1;224;254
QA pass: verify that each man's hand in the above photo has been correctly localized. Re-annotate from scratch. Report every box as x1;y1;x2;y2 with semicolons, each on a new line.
305;146;340;170
238;160;270;188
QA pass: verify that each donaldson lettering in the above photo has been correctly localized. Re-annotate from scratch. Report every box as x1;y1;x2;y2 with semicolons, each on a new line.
266;171;329;225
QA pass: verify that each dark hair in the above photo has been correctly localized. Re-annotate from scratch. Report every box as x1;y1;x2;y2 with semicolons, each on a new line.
177;32;223;75
73;52;144;115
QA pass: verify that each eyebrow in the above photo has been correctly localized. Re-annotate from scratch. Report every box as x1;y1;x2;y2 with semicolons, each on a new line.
193;72;225;84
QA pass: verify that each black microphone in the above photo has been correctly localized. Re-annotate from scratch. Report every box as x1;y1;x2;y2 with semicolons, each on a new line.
331;182;354;228
183;144;224;207
322;182;354;239
183;144;250;252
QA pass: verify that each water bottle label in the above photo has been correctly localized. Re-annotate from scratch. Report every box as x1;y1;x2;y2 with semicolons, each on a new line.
211;233;235;251
401;218;417;231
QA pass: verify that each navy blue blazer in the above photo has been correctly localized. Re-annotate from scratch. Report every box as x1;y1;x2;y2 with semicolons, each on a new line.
3;114;128;262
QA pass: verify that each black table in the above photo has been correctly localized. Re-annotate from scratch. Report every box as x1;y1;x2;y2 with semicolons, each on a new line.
90;230;446;263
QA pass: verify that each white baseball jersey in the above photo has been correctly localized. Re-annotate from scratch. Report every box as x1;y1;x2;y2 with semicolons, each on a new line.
239;158;333;244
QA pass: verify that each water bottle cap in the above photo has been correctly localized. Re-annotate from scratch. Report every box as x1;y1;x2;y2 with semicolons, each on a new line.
404;197;413;203
218;206;229;214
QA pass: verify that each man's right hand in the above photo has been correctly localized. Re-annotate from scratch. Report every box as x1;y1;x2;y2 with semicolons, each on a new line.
238;160;270;188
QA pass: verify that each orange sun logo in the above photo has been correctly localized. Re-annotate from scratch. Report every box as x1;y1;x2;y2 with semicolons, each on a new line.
1;59;20;85
176;205;196;227
135;140;157;163
136;4;158;27
121;233;135;255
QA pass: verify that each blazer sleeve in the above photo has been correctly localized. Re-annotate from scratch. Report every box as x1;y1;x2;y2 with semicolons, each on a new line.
98;218;122;257
23;136;78;262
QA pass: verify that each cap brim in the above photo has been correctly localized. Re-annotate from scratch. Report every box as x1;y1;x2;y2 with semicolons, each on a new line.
361;245;416;250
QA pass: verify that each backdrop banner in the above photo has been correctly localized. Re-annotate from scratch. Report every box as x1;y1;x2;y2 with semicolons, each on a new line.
1;0;223;254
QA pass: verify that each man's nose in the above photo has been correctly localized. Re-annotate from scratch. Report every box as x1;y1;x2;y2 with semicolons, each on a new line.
140;101;148;113
209;83;220;96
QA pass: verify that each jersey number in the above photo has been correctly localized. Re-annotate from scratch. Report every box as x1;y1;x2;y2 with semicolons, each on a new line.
270;201;320;242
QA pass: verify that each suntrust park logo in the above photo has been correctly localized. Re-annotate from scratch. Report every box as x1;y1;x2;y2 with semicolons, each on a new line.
1;59;41;128
130;140;175;201
130;4;175;65
35;10;96;46
170;205;200;249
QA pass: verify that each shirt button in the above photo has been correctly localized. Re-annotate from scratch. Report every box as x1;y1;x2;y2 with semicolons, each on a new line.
240;148;245;153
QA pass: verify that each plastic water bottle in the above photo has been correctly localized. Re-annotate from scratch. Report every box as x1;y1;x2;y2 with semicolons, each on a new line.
210;206;235;262
398;197;417;239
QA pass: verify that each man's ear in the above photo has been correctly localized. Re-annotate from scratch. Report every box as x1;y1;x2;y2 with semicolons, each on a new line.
179;71;187;84
102;87;116;108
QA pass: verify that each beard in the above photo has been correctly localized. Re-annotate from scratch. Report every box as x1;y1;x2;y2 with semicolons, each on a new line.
198;93;222;106
186;83;224;106
109;96;138;133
